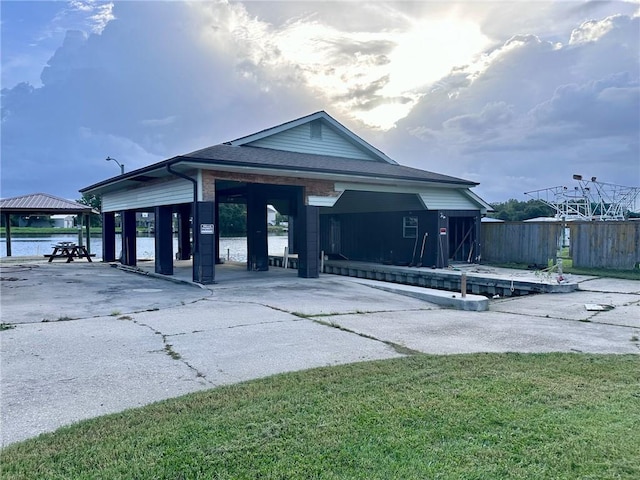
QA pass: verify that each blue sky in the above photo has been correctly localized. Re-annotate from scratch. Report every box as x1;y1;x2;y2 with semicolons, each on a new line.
1;0;639;207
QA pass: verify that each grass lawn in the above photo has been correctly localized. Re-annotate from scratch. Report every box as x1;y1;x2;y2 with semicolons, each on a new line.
2;354;639;479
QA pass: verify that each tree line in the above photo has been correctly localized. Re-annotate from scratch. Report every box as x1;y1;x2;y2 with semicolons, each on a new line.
487;199;555;221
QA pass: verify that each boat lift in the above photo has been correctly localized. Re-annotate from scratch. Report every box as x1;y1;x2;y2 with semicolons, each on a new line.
525;175;640;221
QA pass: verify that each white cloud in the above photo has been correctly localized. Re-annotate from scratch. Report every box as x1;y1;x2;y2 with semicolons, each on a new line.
140;116;178;127
1;0;638;203
570;14;627;44
387;10;639;200
190;1;491;129
59;0;115;34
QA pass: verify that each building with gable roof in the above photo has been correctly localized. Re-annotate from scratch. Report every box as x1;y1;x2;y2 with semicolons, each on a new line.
81;111;492;284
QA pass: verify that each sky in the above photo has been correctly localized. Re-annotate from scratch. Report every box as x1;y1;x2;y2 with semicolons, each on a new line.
1;0;639;208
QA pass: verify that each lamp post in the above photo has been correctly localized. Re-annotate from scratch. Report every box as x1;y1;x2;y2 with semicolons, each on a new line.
106;156;125;175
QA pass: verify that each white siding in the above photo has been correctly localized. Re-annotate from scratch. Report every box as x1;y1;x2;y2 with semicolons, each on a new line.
102;178;193;212
247;123;378;161
419;189;479;210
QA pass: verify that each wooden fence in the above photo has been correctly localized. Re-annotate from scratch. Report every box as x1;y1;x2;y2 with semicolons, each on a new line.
481;221;640;270
570;221;640;270
480;222;561;266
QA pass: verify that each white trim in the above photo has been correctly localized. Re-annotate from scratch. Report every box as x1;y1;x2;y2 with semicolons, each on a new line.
196;170;203;201
418;190;478;211
461;189;494;213
307;194;342;207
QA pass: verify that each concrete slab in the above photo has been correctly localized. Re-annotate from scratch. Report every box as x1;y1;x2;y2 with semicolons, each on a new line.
589;304;640;328
1;260;639;448
0;262;210;324
323;260;581;296
205;276;436;317
345;278;489;311
151;316;400;384
490;290;640;324
1;317;203;446
327;309;640;355
578;277;640;294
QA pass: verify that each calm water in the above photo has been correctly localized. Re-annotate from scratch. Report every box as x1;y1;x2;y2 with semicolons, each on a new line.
1;235;290;262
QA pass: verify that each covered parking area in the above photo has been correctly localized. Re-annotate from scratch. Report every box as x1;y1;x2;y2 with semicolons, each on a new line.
0;193;95;257
80;112;491;284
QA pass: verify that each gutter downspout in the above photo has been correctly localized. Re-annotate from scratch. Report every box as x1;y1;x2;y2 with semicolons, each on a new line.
167;161;198;262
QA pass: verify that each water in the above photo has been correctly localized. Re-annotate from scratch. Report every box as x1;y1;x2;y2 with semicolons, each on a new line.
1;234;290;262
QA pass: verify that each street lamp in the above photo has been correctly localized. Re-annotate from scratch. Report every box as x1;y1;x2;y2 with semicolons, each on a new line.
106;156;124;175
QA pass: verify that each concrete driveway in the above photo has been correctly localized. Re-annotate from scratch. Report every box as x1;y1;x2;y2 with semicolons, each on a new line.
1;261;638;446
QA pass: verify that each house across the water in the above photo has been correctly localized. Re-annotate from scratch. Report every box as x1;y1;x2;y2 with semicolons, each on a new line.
80;111;492;284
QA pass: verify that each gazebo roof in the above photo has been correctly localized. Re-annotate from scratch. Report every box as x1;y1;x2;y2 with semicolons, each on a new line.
0;193;95;214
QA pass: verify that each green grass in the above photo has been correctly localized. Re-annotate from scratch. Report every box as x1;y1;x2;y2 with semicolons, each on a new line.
562;266;640;280
2;354;639;479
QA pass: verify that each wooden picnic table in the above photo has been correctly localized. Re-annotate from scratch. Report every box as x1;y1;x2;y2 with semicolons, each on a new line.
45;242;95;263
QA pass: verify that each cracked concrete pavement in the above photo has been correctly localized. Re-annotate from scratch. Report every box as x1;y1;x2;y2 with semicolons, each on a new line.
1;261;639;446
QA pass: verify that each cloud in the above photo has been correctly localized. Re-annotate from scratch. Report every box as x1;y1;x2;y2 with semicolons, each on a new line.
1;1;638;204
388;11;639;201
55;1;115;34
531;72;639;138
443;102;515;137
0;1;321;199
191;1;493;129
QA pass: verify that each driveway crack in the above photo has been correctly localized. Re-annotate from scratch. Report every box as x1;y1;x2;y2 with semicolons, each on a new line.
130;319;215;386
310;316;422;356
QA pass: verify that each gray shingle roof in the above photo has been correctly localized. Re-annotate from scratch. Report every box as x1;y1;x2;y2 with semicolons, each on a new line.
0;193;93;213
180;144;476;186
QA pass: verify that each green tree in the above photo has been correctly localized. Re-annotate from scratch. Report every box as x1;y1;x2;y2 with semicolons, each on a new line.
489;199;555;221
218;203;247;236
78;194;101;211
77;194;103;227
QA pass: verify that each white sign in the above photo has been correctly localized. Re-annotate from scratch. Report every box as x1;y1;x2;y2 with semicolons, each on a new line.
200;224;214;235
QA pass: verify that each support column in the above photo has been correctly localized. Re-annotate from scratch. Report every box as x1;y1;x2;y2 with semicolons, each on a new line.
287;215;296;254
77;215;84;247
177;204;191;260
4;212;12;257
102;212;116;262
85;214;91;254
192;201;216;284
246;184;269;271
296;194;320;278
154;205;174;275
121;210;137;266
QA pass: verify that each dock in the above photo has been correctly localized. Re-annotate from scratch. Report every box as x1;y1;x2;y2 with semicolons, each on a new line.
268;256;577;297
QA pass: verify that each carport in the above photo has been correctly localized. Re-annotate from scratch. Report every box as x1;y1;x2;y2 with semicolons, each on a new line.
80;111;492;284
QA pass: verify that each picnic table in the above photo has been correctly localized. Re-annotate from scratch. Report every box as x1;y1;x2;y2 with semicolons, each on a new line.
45;242;95;263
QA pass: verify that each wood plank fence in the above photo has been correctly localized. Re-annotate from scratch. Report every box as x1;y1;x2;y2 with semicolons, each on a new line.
481;221;640;270
480;222;561;266
570;221;640;270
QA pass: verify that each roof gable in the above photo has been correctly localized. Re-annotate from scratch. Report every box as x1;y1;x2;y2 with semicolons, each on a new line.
227;111;398;164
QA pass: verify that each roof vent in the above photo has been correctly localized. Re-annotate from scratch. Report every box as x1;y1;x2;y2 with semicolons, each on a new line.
310;120;322;140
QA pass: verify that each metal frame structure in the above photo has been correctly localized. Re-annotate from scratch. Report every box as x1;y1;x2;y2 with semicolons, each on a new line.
525;175;640;221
